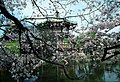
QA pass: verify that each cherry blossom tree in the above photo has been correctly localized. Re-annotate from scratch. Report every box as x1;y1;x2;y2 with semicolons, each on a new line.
0;0;120;81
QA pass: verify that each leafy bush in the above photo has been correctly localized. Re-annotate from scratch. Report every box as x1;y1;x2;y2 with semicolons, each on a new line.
5;40;20;56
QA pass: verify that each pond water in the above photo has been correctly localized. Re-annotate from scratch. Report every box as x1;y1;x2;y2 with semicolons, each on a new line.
0;61;120;82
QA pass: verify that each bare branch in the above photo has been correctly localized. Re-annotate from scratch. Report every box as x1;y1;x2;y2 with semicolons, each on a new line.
31;0;46;17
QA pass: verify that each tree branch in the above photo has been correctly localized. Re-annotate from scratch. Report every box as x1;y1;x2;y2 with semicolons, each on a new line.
31;0;46;17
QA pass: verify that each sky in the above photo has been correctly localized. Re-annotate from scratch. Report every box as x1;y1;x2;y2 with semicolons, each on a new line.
0;0;120;36
11;0;102;28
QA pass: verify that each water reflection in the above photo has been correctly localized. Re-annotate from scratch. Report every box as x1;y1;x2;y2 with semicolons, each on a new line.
0;61;120;82
38;61;120;82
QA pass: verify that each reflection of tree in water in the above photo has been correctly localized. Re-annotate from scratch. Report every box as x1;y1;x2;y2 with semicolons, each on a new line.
102;61;120;82
74;62;105;82
110;61;120;81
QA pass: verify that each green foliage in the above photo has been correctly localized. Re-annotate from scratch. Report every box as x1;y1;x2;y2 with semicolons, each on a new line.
77;40;83;47
76;36;84;47
63;38;69;43
87;33;96;38
5;40;20;56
